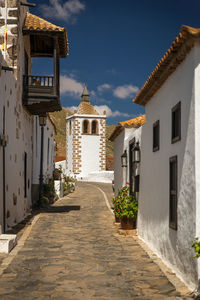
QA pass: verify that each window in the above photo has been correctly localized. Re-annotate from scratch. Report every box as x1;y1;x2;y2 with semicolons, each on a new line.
172;102;181;143
69;121;71;136
92;120;98;134
82;120;89;134
169;155;178;230
153;120;160;152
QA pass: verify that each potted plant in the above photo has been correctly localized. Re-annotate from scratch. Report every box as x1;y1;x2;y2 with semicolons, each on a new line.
112;196;121;223
117;186;138;230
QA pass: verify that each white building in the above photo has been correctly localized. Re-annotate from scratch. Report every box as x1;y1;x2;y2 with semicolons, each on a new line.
32;115;56;206
66;85;107;180
133;25;200;289
0;1;68;235
109;115;145;196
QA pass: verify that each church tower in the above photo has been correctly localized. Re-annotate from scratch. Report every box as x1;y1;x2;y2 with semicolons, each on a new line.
66;85;106;179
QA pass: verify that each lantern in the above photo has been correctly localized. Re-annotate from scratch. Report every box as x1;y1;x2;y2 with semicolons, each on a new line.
121;150;127;167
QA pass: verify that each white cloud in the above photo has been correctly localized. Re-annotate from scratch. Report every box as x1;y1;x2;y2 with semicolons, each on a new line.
66;105;79;113
40;0;85;23
65;104;130;118
60;75;83;97
113;84;139;99
97;83;112;93
94;105;130;118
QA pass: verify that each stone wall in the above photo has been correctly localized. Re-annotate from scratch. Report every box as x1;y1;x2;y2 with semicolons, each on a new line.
73;119;82;174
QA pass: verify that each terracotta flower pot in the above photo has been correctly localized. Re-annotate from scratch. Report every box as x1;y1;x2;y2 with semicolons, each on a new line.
120;216;136;230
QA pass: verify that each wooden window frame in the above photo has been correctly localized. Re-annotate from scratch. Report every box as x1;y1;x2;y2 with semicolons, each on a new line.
171;101;181;144
169;155;178;230
153;120;160;152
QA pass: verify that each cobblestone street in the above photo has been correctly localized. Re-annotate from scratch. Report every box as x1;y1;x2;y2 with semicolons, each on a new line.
0;182;193;299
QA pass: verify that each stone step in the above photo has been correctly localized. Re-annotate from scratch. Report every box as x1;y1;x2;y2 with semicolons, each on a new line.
0;234;17;253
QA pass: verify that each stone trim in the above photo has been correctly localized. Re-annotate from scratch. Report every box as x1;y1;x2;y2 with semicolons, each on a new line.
73;119;82;173
99;119;106;171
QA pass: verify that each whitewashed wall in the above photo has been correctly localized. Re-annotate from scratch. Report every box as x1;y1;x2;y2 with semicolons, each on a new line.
113;130;125;196
32;116;55;205
138;46;197;289
55;160;67;177
0;48;33;231
66;118;74;175
194;44;200;285
81;132;100;176
113;127;142;196
66;114;106;178
32;116;55;184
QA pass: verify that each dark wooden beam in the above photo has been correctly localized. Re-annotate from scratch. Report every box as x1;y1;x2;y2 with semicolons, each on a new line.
20;1;36;7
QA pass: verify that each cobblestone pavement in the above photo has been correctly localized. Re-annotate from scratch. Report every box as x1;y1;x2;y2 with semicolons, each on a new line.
0;182;193;299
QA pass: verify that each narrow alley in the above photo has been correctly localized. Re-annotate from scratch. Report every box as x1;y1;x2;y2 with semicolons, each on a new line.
0;183;192;299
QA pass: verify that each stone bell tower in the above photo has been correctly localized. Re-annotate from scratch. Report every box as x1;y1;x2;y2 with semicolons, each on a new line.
66;84;106;179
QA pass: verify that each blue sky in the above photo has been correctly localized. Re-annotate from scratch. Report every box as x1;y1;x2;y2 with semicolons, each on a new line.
31;0;200;124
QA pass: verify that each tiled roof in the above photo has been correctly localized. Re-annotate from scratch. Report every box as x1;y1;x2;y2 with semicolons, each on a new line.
109;115;146;141
77;101;99;115
24;12;65;32
23;13;68;57
133;25;200;106
55;156;66;162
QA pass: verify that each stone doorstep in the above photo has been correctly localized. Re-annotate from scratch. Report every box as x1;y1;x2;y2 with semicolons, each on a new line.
0;234;17;253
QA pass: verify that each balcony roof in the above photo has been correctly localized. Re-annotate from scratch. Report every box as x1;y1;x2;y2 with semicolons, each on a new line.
23;13;68;58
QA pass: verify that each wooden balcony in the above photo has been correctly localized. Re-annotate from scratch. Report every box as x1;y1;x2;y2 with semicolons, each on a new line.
23;75;61;115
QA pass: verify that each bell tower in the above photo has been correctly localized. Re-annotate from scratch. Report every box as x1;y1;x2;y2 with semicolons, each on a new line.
66;85;106;179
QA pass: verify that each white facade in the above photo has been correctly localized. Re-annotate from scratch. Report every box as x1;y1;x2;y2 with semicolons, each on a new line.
0;1;33;233
66;113;106;179
0;1;61;233
32;116;56;205
137;42;200;289
112;127;142;196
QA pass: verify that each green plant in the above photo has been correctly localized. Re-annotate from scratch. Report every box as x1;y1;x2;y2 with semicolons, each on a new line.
62;181;68;196
41;196;49;207
120;200;138;219
43;178;56;203
113;186;138;219
53;168;61;180
65;176;76;183
192;238;200;258
112;196;121;217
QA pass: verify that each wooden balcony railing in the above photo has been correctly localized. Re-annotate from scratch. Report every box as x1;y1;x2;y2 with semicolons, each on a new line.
23;75;61;115
23;75;54;87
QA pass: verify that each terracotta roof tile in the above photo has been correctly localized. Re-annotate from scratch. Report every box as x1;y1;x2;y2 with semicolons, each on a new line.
24;12;65;32
109;114;146;141
23;13;68;57
133;25;200;106
78;101;99;115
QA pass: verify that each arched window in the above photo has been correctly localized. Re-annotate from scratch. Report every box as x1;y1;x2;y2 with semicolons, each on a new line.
83;119;89;134
92;120;98;134
69;121;71;136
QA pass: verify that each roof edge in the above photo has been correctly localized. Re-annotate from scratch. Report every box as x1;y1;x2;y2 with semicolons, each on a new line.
133;25;199;106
